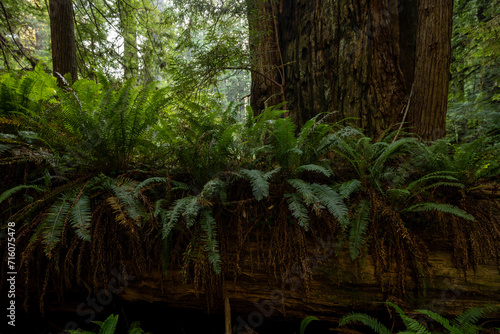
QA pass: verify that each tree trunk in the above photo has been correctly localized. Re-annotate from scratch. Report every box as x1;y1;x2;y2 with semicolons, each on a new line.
119;0;139;79
250;0;452;140
49;0;78;86
407;0;453;141
247;0;285;114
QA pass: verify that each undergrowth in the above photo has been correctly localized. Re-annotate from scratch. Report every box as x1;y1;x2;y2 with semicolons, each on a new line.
0;71;499;314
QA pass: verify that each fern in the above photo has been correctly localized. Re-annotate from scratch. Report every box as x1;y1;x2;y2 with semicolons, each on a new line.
0;184;45;204
310;183;348;228
285;192;310;229
386;302;431;334
183;196;201;227
299;316;319;334
135;177;166;192
41;193;72;255
295;164;332;178
337;179;362;199
166;196;196;226
288;179;317;205
200;210;221;274
69;194;92;242
339;313;391;334
200;178;227;202
452;306;499;333
111;180;143;222
415;309;461;334
240;169;270;201
404;203;475;221
349;200;370;260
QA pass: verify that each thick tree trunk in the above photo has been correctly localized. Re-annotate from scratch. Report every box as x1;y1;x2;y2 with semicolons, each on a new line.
49;0;78;86
247;0;285;114
407;0;453;141
250;0;452;140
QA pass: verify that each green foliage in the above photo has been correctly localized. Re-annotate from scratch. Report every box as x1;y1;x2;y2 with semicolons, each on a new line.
449;0;500;143
300;316;319;334
419;137;500;187
339;303;499;334
68;314;149;334
348;200;370;260
339;312;392;334
403;203;475;221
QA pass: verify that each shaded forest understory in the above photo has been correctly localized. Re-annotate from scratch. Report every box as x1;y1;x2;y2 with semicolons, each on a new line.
1;0;500;333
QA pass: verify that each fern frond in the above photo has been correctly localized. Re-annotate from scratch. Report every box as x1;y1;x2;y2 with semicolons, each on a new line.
183;196;201;227
386;302;431;334
200;210;221;274
135;177;166;192
166;196;196;225
285;192;310;229
111;180;143;222
106;196;129;227
404;203;475;221
349;200;370;260
0;184;45;204
453;305;499;333
42;193;72;255
295;164;332;178
240;169;270;201
337;179;363;199
310;183;348;228
95;314;119;334
288;179;317;205
299;316;319;334
200;178;227;202
69;194;92;242
339;313;391;334
371;137;420;176
416;309;461;334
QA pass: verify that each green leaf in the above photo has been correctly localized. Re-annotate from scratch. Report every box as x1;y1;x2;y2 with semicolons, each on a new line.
69;194;92;242
300;316;319;334
295;164;332;178
240;169;270;201
310;183;348;228
404;203;475;221
285;192;310;229
339;313;391;334
0;185;45;204
200;210;221;274
97;314;119;334
349;200;370;260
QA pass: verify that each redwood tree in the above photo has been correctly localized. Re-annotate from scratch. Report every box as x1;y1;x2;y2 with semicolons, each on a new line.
248;0;454;141
49;0;78;86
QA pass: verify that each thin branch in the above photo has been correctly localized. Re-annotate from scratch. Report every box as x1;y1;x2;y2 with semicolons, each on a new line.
0;0;36;68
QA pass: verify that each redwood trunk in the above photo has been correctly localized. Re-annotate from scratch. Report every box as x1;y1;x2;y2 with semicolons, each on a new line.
407;0;453;140
250;0;453;140
49;0;78;86
247;0;285;114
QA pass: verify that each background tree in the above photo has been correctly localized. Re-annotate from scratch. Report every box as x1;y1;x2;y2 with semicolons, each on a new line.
49;0;78;85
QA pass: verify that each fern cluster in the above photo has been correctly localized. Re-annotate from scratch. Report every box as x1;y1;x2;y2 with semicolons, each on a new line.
338;302;499;334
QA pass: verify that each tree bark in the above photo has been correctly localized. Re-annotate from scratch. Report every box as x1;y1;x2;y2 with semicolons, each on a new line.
249;0;453;140
407;0;453;141
49;0;78;86
119;0;139;79
247;0;285;114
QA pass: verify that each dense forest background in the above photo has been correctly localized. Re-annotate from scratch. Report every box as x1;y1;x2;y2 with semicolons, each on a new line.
0;0;499;333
